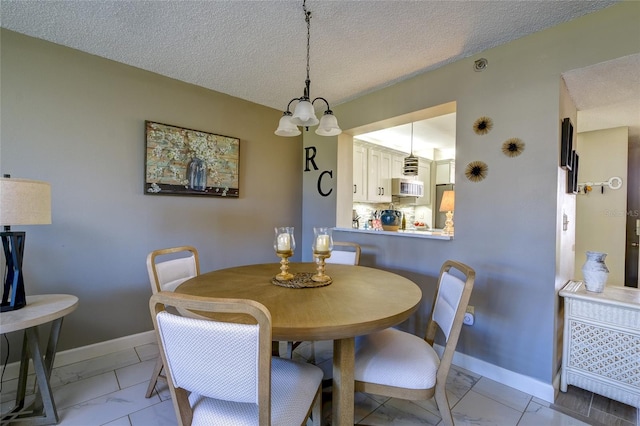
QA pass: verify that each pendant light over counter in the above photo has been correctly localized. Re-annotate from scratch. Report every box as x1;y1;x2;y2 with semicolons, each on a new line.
402;123;419;176
274;0;342;138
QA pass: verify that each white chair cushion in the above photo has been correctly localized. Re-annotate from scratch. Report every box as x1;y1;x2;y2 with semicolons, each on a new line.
161;276;191;292
189;357;323;426
354;327;440;390
326;250;357;265
432;271;464;339
155;255;197;292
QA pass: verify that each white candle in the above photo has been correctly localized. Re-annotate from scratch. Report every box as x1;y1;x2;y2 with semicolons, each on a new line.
316;235;329;252
277;233;291;251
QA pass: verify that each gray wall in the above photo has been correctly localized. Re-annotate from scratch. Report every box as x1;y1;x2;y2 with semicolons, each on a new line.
1;29;303;358
1;2;638;391
302;2;639;386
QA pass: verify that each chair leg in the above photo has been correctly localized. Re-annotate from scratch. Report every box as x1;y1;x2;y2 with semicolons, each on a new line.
311;386;322;426
145;357;164;398
435;384;454;426
286;341;303;359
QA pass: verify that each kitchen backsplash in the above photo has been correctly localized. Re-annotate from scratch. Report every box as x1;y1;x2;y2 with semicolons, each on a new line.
353;202;433;230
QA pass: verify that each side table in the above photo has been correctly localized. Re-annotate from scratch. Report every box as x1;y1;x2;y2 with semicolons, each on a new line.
559;281;639;409
1;294;79;425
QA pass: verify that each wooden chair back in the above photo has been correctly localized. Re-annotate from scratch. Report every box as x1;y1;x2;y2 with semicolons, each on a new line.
147;246;200;294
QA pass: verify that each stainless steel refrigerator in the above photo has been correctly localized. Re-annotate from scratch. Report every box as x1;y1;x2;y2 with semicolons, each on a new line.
435;184;454;230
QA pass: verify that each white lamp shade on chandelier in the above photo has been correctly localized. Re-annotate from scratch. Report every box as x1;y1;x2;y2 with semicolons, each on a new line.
275;114;302;137
316;112;342;136
291;100;319;127
274;0;342;138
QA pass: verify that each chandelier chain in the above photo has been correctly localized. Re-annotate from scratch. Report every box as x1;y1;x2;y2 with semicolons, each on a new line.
274;0;341;137
303;0;312;94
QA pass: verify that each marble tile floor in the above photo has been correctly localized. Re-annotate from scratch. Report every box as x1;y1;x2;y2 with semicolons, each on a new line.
1;340;636;426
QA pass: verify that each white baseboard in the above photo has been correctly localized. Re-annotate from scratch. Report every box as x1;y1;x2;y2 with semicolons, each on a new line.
2;330;157;382
440;344;556;403
2;330;556;404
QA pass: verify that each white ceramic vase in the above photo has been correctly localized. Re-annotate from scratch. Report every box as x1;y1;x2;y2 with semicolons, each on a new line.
581;251;609;293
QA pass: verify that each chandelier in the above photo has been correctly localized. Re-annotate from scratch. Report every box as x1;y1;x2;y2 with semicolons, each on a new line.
402;123;419;176
274;0;342;137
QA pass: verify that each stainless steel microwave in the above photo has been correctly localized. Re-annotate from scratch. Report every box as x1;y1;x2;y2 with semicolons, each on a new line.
391;178;424;197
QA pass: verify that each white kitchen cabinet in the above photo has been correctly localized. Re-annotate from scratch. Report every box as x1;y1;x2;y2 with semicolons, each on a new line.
392;154;404;178
436;160;455;184
353;144;368;202
416;162;431;205
367;148;392;203
559;280;640;409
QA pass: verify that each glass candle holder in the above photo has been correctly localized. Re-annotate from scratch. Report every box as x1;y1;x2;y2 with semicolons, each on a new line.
312;227;333;283
274;227;295;280
312;227;333;254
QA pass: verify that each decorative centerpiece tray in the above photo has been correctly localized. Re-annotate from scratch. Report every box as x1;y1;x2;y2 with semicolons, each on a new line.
272;272;332;288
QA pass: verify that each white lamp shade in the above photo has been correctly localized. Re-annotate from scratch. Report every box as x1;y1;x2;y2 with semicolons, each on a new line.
274;114;302;137
0;178;51;225
439;190;455;212
291;100;319;127
316;112;342;136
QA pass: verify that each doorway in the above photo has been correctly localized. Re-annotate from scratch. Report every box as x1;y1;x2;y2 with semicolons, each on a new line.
563;54;640;287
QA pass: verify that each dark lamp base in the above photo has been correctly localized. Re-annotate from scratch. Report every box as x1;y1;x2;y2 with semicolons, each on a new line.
1;231;27;312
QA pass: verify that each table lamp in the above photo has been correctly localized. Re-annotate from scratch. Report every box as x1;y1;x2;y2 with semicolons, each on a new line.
439;190;455;235
0;176;51;312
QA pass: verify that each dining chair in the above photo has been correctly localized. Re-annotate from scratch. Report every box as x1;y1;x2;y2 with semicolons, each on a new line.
145;246;200;398
353;259;475;426
150;291;323;426
284;241;362;359
326;241;361;266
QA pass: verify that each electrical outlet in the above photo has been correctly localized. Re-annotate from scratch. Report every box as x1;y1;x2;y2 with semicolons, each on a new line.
464;305;475;326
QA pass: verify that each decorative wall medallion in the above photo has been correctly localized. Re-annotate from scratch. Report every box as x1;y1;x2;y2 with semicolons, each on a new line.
473;116;493;135
502;138;525;157
465;161;488;182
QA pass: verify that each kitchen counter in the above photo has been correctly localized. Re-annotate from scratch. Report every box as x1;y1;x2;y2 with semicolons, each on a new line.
335;227;453;240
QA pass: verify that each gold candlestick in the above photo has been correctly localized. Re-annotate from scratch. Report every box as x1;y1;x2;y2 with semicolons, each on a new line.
275;251;294;281
312;251;332;283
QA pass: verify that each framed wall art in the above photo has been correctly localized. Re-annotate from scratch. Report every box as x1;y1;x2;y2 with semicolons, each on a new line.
560;117;573;170
567;150;579;194
144;121;240;197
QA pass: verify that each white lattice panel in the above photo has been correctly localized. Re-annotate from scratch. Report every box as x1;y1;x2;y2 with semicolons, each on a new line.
560;281;640;409
567;320;640;387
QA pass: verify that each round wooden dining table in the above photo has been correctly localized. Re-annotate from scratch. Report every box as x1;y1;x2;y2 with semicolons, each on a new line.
176;262;422;426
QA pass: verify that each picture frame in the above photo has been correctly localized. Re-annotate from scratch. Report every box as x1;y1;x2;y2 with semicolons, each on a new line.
567;150;579;194
560;117;573;171
144;121;240;197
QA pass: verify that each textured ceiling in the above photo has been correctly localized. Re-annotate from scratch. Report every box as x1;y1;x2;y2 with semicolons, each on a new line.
563;53;640;143
2;0;636;149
